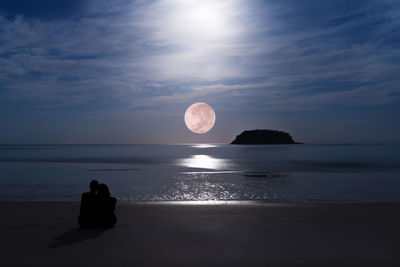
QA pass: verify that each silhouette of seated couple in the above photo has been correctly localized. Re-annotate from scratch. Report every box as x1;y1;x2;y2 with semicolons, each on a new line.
78;180;117;228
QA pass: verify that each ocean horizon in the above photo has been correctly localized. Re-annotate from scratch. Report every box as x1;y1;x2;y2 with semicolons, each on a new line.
0;144;399;203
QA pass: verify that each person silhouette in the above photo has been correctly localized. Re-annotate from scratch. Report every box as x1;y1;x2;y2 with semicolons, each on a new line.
96;183;117;228
78;181;117;228
78;180;99;227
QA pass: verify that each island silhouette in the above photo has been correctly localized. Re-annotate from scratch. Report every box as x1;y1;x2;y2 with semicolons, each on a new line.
231;129;298;144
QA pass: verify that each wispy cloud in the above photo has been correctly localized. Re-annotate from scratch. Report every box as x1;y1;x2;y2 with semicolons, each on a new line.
0;0;400;143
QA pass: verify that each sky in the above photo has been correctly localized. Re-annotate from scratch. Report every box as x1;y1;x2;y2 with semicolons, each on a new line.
1;0;400;144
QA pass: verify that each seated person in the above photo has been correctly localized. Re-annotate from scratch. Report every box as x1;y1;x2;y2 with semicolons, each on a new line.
97;183;117;228
78;180;99;227
78;180;117;228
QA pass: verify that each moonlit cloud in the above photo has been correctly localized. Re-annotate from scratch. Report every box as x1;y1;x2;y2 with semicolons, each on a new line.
0;0;400;143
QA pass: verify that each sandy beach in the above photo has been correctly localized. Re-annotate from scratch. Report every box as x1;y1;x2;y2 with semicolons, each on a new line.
1;202;400;266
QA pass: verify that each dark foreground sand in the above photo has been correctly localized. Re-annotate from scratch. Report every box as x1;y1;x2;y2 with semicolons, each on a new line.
1;202;400;266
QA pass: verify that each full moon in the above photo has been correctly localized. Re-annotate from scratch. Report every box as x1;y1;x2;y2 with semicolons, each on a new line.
184;102;216;134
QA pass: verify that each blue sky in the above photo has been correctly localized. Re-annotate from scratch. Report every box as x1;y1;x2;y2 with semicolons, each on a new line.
0;0;400;144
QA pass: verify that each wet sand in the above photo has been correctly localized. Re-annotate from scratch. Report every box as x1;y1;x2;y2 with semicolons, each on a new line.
1;202;400;266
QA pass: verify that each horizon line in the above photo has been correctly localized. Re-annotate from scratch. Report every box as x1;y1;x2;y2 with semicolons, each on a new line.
0;142;399;146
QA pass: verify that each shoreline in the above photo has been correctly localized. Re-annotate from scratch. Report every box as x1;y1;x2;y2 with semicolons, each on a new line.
1;202;400;266
0;199;400;206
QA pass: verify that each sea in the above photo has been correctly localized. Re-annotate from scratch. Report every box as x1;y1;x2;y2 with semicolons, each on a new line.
0;144;399;203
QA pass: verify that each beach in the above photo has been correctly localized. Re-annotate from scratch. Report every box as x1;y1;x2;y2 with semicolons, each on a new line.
1;202;400;266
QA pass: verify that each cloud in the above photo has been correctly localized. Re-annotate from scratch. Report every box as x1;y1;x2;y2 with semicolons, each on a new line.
1;0;400;143
0;0;85;20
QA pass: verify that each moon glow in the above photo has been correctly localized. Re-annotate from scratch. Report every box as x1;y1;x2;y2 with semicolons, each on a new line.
184;102;216;134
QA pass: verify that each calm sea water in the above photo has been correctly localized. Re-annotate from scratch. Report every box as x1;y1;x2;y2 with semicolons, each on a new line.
0;144;399;203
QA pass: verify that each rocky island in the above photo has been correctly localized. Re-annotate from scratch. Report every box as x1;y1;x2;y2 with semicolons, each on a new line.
231;129;297;144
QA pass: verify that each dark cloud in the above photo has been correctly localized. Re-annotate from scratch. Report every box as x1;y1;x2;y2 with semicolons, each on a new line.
0;0;87;20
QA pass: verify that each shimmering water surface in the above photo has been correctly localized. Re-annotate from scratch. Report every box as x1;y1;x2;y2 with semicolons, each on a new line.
0;144;399;203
